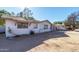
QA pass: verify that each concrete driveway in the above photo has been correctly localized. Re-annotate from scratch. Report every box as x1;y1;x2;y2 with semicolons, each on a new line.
0;31;68;52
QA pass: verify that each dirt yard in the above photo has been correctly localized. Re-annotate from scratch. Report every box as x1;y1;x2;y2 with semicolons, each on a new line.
0;31;79;52
29;31;79;52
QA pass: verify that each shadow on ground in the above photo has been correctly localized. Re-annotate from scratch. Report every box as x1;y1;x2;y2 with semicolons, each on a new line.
0;31;69;52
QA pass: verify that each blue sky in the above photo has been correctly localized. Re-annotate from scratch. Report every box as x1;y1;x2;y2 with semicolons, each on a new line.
1;7;79;22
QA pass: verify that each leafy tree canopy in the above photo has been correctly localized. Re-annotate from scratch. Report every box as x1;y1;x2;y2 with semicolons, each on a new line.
53;21;63;24
0;9;11;17
17;7;34;20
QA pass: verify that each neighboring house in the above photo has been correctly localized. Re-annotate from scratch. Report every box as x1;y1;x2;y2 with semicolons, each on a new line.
52;24;57;31
1;16;52;38
55;24;66;31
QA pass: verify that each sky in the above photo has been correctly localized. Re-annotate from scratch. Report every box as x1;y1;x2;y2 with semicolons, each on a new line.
1;7;79;22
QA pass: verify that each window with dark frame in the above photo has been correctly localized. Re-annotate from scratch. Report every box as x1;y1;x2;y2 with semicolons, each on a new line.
44;25;48;29
17;23;28;28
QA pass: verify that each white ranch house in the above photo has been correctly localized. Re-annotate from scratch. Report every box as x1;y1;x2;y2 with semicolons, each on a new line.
1;16;52;38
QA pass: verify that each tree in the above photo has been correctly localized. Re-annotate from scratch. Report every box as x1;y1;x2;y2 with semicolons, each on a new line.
19;12;23;17
28;17;35;20
23;8;33;18
0;9;11;17
0;19;5;26
53;21;63;24
11;12;15;16
64;12;79;30
0;9;11;26
17;7;34;20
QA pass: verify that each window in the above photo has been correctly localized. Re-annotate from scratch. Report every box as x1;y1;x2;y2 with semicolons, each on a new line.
34;24;38;29
44;25;48;29
17;23;28;28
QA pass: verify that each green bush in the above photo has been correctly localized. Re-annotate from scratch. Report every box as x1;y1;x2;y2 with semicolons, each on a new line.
0;19;5;26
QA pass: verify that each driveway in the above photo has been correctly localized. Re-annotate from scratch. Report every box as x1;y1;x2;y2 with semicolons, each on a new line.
0;31;68;52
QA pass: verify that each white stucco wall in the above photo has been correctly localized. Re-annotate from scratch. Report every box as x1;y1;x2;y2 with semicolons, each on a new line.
5;19;30;37
38;22;51;33
5;20;51;37
29;22;51;33
5;20;17;37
